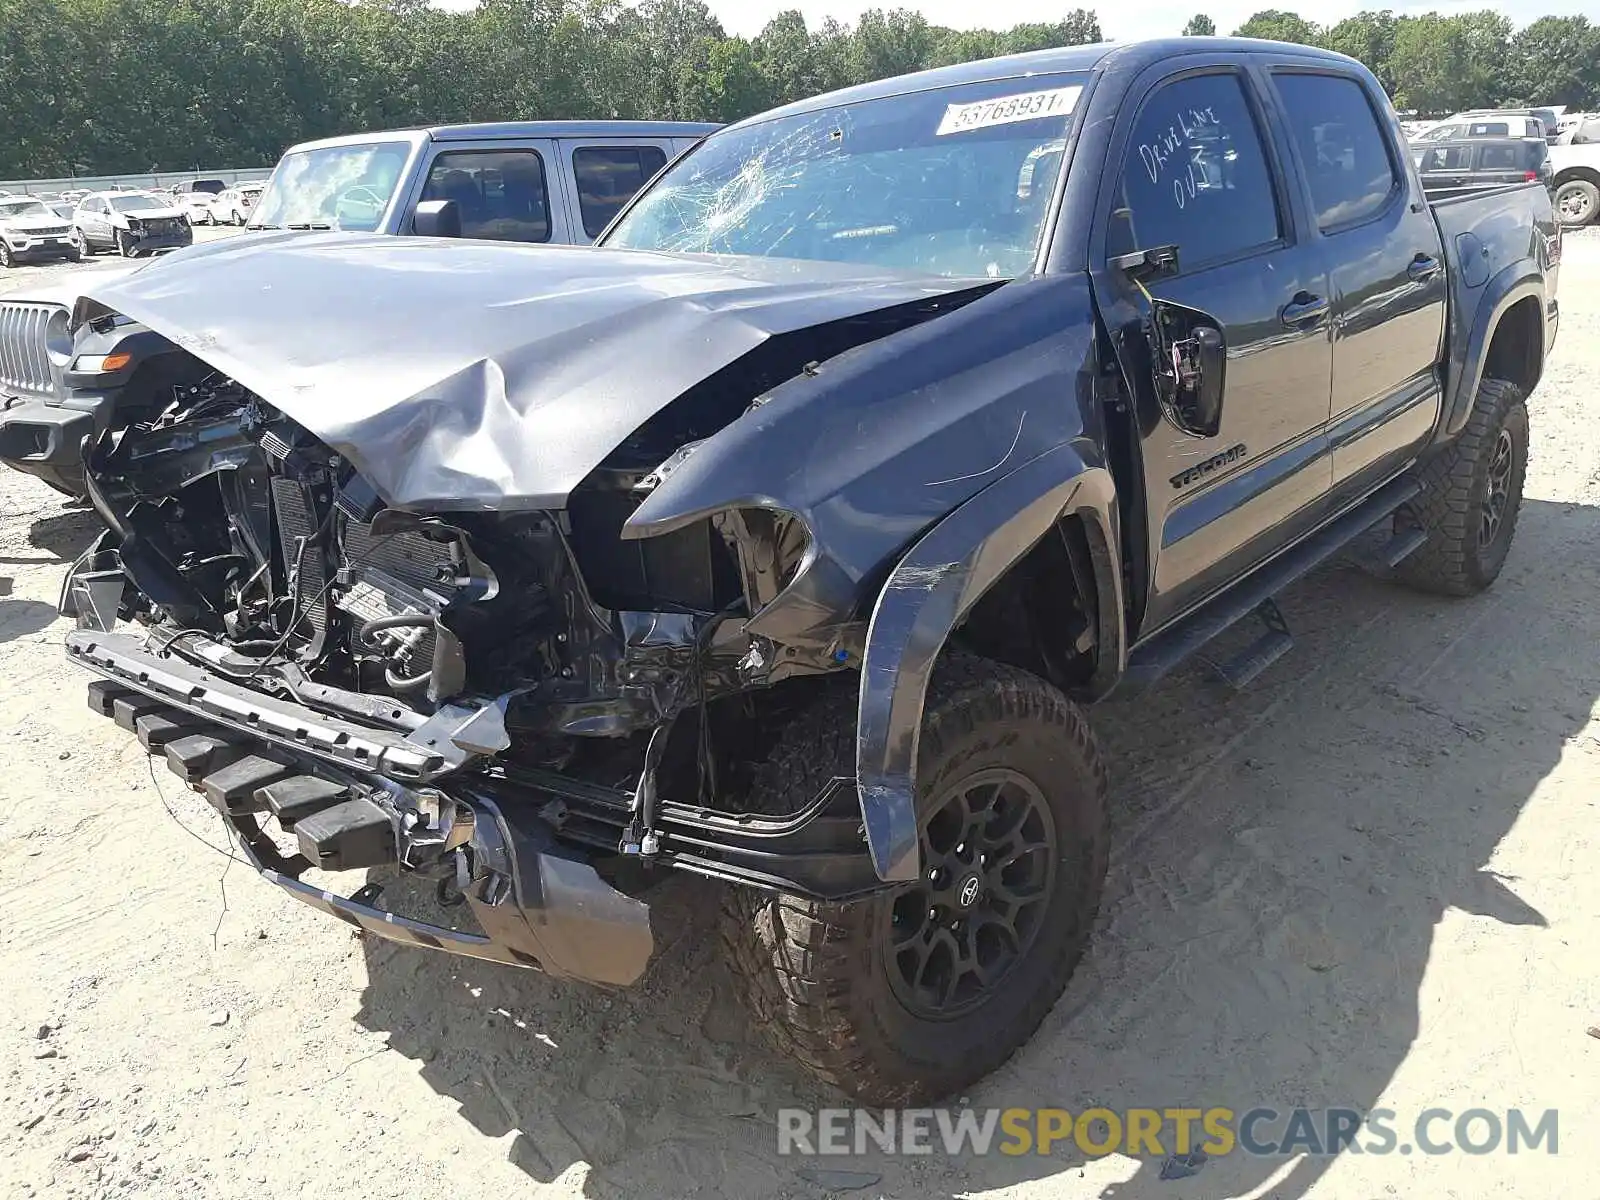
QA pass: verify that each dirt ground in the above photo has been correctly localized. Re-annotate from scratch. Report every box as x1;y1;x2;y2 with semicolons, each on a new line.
1;233;1597;1200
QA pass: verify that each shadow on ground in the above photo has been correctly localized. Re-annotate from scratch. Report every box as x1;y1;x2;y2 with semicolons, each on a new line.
352;498;1597;1198
20;505;101;562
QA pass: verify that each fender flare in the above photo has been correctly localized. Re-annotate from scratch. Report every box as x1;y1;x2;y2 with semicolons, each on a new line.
1439;262;1543;443
854;440;1123;882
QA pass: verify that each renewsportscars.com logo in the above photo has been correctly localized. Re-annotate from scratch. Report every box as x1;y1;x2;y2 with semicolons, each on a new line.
777;1106;1560;1159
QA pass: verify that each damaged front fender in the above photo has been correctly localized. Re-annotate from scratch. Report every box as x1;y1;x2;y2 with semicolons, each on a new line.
856;441;1122;881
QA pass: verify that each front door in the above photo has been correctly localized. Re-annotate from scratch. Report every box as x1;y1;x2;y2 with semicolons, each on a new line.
402;139;572;245
1090;64;1334;635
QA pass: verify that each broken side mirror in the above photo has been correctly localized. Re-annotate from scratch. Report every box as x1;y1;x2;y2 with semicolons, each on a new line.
1151;301;1227;439
413;199;461;239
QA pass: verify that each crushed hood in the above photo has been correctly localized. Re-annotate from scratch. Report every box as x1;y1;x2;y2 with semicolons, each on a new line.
79;232;976;511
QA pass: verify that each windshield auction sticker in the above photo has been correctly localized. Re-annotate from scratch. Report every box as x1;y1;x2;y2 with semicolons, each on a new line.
936;85;1083;136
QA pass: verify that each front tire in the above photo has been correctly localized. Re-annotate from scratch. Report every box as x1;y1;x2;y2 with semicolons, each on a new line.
723;656;1109;1104
0;242;13;269
1394;376;1528;596
1555;178;1598;228
70;228;90;257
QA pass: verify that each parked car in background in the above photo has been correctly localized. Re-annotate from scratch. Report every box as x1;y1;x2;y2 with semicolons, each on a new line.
57;189;87;205
1545;139;1600;227
210;182;264;225
169;177;228;197
1555;114;1600;144
1413;114;1548;144
70;191;193;258
175;191;217;224
0;196;78;267
1412;137;1553;198
248;120;716;240
0;120;717;495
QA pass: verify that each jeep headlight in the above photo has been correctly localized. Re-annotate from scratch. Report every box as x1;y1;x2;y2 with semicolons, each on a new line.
44;308;74;366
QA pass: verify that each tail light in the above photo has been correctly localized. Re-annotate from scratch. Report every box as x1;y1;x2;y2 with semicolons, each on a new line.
1523;170;1539;182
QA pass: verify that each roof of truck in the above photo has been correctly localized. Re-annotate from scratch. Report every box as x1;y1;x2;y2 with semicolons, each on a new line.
283;121;720;154
728;37;1358;130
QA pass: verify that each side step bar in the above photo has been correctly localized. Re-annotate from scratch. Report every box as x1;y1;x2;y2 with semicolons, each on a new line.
1124;475;1421;691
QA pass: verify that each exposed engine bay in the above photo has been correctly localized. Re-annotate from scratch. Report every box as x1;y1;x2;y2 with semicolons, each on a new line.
74;369;834;755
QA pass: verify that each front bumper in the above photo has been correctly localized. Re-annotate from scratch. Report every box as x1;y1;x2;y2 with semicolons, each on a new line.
4;236;74;260
80;668;656;986
123;227;191;253
0;394;92;491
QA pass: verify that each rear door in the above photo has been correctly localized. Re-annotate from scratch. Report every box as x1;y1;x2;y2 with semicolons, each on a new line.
1268;70;1447;507
403;138;571;245
557;138;676;243
1090;58;1334;633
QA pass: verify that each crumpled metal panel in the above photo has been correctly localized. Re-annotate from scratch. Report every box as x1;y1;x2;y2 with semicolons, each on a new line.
79;231;973;511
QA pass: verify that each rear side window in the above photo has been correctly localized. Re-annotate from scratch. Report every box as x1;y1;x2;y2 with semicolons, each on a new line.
1274;73;1398;230
1419;145;1471;172
1478;144;1518;170
572;146;669;238
1466;121;1511;138
421;149;551;243
1110;72;1281;269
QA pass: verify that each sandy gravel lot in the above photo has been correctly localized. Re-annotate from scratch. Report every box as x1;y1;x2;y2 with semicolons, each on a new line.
0;232;1596;1200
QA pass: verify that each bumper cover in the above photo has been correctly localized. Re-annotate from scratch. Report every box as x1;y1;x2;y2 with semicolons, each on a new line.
82;675;655;985
0;395;91;488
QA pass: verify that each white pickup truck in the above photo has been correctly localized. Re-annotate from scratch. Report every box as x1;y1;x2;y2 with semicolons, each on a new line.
0;119;717;493
1548;140;1600;228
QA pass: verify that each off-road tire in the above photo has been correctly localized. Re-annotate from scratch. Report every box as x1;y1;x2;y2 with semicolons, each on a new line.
1394;376;1528;597
721;655;1109;1104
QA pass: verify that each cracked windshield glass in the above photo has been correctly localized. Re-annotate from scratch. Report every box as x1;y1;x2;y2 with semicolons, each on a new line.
605;73;1087;279
248;140;412;232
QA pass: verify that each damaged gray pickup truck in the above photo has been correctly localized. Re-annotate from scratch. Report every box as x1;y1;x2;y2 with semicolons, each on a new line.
60;38;1558;1103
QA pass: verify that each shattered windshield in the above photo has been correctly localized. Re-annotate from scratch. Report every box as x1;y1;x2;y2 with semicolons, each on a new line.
605;73;1087;279
248;140;413;232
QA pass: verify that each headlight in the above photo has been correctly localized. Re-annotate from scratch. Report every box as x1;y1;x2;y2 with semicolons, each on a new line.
125;217;142;230
44;308;74;366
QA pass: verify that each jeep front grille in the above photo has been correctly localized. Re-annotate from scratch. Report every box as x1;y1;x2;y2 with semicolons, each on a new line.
0;301;57;398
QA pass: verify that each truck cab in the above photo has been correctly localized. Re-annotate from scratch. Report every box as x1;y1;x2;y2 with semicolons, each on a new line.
248;121;718;244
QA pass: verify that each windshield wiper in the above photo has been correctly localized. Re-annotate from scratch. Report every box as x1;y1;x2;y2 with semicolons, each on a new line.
285;222;333;230
246;223;281;230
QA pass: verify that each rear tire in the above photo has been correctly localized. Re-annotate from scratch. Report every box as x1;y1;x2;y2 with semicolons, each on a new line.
722;656;1109;1104
1555;178;1598;228
1394;376;1528;597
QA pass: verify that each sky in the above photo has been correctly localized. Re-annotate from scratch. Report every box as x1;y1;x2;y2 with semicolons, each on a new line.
699;0;1598;40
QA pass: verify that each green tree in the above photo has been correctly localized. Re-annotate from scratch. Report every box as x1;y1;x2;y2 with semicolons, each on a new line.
1322;10;1399;92
1182;14;1216;36
1507;15;1600;108
1233;10;1321;44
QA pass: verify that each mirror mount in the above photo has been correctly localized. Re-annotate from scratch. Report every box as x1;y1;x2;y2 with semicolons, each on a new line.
1110;243;1180;283
413;199;461;239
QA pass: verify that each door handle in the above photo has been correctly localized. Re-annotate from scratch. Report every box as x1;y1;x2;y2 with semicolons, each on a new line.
1408;253;1441;282
1279;292;1328;327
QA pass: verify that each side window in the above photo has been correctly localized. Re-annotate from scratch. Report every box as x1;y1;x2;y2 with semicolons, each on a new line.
1110;72;1281;268
1274;73;1398;230
1467;121;1510;138
572;146;670;238
1420;145;1471;172
1478;144;1518;171
420;149;550;243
